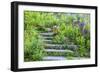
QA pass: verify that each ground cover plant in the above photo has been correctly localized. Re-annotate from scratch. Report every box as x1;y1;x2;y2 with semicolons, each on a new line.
24;11;90;61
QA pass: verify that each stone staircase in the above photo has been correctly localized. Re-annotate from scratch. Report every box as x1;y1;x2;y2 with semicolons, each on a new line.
40;28;78;61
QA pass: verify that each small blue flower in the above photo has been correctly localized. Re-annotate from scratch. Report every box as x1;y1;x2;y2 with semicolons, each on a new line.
79;22;85;27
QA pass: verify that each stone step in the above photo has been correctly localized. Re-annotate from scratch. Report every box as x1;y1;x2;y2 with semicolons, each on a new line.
43;40;53;43
45;44;65;49
44;49;73;53
45;44;64;47
46;28;52;32
66;45;78;51
40;32;54;36
42;37;53;40
42;56;66;61
45;44;78;50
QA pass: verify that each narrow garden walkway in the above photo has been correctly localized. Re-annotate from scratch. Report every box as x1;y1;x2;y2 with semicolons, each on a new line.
40;28;78;61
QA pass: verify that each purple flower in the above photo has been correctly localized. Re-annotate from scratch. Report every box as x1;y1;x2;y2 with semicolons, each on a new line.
79;22;85;27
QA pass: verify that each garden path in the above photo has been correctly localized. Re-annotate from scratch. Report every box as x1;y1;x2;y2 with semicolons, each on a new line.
40;28;78;61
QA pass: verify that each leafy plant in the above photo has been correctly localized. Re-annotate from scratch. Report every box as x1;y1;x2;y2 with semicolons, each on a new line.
24;11;90;61
24;29;45;61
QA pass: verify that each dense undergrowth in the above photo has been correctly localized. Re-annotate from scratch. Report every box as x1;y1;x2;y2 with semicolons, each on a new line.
24;11;90;61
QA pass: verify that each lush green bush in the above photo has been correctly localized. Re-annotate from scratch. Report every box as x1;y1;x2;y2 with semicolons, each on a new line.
24;28;45;61
52;22;90;58
24;11;90;61
53;23;67;44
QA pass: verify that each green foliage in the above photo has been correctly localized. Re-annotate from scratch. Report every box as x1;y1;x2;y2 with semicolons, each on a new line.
53;22;90;57
53;23;67;44
24;11;90;61
24;29;45;61
53;23;80;44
